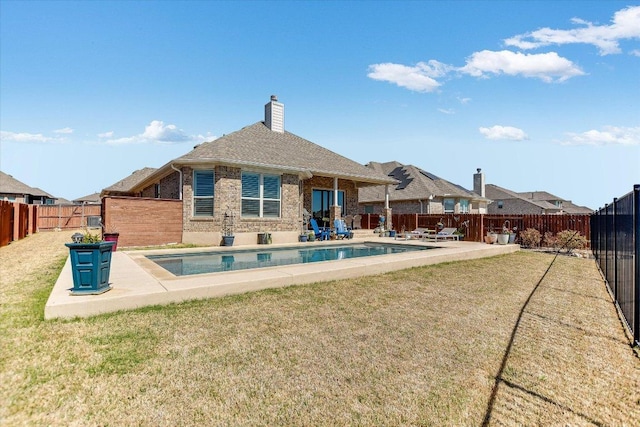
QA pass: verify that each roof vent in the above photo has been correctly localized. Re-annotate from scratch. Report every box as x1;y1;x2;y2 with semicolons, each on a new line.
265;95;284;133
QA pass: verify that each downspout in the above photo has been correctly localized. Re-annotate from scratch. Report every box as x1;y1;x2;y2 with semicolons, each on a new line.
418;199;423;214
170;163;183;200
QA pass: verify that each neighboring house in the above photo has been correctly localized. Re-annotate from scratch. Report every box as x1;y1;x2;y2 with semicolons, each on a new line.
101;96;395;245
517;191;593;214
359;162;490;215
72;192;102;204
102;168;158;197
485;184;593;214
0;171;56;204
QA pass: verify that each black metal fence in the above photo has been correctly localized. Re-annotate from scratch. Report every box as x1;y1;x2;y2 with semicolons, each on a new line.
591;185;640;346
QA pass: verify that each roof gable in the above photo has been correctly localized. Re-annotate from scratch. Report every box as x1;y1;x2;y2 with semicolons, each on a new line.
173;122;394;184
0;171;51;197
102;167;158;195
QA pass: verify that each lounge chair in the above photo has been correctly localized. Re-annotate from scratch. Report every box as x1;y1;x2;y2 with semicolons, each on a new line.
334;219;353;239
425;227;459;241
309;218;330;241
410;228;434;239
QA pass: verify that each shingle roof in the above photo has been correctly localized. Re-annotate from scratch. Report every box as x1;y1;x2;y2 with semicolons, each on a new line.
486;184;554;210
173;122;395;185
102;167;158;195
73;192;101;203
359;161;487;203
0;171;51;196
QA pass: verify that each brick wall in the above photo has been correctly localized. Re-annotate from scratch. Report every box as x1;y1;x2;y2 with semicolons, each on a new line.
102;196;182;247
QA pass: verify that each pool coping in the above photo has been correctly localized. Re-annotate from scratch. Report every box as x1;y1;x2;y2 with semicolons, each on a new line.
45;238;519;319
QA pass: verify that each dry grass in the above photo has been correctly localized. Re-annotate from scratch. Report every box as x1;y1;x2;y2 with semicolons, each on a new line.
1;231;639;426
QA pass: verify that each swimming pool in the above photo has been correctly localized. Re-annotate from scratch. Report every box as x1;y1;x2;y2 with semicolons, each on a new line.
147;242;433;276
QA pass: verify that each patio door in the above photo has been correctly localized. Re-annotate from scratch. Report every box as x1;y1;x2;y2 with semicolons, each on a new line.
312;189;344;227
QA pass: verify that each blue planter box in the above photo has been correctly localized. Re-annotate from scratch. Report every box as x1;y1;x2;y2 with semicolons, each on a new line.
65;241;115;295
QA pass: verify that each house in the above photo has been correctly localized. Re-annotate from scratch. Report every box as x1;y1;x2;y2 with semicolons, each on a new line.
485;184;593;214
101;96;396;245
0;171;56;204
72;192;102;205
101;168;158;197
358;162;490;215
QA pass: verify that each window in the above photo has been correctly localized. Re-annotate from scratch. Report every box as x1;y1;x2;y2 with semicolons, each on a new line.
193;170;214;216
498;200;504;209
443;198;455;213
312;189;345;223
154;183;160;199
364;205;374;214
459;199;469;213
241;172;281;217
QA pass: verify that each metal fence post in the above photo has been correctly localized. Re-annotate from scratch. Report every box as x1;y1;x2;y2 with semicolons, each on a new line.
634;185;640;346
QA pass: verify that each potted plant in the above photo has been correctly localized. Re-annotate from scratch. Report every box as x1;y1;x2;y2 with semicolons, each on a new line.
497;227;510;245
102;223;119;251
221;207;235;246
509;226;518;244
307;231;316;242
485;229;498;244
65;231;115;295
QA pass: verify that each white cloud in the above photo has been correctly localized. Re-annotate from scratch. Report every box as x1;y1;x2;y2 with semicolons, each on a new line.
53;127;74;134
630;49;640;57
367;61;451;92
0;130;62;143
438;108;455;115
479;125;529;141
505;5;640;55
460;50;585;82
561;126;640;146
457;97;471;104
105;120;213;145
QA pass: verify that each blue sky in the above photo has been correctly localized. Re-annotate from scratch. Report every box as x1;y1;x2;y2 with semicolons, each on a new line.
1;1;638;210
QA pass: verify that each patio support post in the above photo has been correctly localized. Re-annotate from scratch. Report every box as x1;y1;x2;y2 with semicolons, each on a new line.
329;177;341;231
384;185;392;232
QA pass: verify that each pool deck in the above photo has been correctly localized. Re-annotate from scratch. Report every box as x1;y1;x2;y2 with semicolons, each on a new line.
45;238;519;319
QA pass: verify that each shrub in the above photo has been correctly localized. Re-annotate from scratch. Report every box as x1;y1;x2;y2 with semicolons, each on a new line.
555;229;588;253
519;228;541;248
543;231;557;249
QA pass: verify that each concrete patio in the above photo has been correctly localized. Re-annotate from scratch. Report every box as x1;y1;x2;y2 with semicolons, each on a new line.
45;238;519;319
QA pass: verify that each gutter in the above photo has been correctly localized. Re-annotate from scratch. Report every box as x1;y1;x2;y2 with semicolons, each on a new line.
170;163;183;200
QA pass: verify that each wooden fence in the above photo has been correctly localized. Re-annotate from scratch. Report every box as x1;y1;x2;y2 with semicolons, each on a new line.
0;201;38;247
37;204;101;230
359;213;592;246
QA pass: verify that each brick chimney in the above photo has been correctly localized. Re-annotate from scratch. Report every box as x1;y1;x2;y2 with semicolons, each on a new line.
473;168;485;197
265;95;284;133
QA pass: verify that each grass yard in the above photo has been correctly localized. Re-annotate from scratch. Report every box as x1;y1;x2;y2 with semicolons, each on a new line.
1;231;639;426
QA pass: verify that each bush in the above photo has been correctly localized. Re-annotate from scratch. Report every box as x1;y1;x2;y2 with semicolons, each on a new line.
519;228;541;248
555;229;588;253
543;231;557;249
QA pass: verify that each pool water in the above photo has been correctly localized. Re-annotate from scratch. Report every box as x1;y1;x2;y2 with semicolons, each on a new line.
147;242;432;276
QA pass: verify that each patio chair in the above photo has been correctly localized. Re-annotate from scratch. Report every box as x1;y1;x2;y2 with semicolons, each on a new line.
352;214;362;229
344;215;354;229
334;219;353;239
309;218;330;241
425;227;459;241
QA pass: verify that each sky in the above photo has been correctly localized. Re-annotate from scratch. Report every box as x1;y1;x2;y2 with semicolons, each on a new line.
1;1;639;210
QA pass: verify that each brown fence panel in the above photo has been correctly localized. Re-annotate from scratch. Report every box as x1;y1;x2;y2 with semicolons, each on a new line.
37;204;101;230
363;212;592;246
0;200;14;247
17;203;29;240
102;196;183;247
